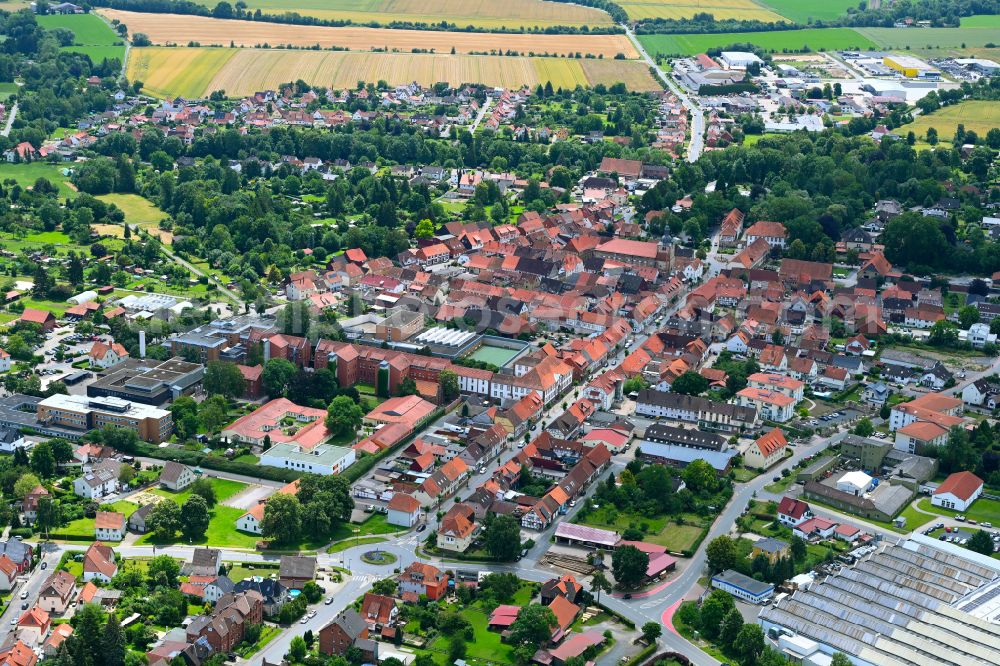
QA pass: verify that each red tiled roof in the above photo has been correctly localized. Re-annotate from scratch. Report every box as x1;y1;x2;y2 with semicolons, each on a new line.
933;471;983;501
778;496;809;519
754;428;787;457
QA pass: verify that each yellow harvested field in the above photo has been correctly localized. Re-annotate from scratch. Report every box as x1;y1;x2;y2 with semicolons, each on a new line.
127;47;237;98
128;47;660;97
619;0;783;21
580;59;659;90
185;0;614;29
100;9;638;58
92;224;125;238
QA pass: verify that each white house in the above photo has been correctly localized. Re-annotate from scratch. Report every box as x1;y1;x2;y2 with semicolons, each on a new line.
745;428;787;470
736;387;796;422
89;341;129;369
94;512;126;542
0;427;27;453
82;542;117;583
726;331;750;355
236;503;265;535
777;497;812;527
931;471;983;512
967;323;996;350
73;466;119;500
159;461;195;491
962;378;999;407
386;493;421;528
0;555;18;592
204;576;235;604
0;348;10;373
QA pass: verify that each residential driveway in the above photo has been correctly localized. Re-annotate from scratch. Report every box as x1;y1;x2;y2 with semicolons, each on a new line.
223;484;274;510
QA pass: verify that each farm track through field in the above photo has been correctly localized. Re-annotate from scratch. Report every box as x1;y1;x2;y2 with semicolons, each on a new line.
100;9;638;59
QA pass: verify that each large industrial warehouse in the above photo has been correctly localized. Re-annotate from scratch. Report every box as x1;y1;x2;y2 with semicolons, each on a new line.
758;534;1000;666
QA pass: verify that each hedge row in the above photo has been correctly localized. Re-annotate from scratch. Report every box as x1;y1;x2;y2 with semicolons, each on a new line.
134;443;301;483
46;533;98;542
597;601;636;629
681;525;710;558
623;643;659;665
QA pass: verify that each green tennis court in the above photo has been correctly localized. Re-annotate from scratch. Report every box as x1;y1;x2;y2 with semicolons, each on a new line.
467;343;520;367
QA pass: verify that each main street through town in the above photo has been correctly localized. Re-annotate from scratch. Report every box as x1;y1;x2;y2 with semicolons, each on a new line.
625;27;705;163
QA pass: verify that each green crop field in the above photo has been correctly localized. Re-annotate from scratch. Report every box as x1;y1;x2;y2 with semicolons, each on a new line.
855;27;1000;51
757;0;858;23
638;27;875;56
37;13;126;63
900;101;1000;145
961;14;1000;27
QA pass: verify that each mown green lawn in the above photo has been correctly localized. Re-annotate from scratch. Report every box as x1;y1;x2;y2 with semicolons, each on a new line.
917;497;1000;525
576;506;704;552
226;563;279;582
151;478;246;505
427;605;516;664
576;506;669;534
329;513;401;541
327;536;387;554
0;162;76;197
645;523;705;552
58;500;139;538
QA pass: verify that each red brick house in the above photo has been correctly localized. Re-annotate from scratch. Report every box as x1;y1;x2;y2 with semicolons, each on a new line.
319;608;377;662
237;364;264;400
185;591;263;653
397;562;449;601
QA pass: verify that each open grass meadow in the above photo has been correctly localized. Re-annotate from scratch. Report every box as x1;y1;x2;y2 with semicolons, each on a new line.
127;47;659;98
638;27;876;56
100;9;637;58
36;13;126;63
900;101;1000;145
185;0;614;29
0;162;77;197
96;193;172;244
756;0;858;23
619;0;783;22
